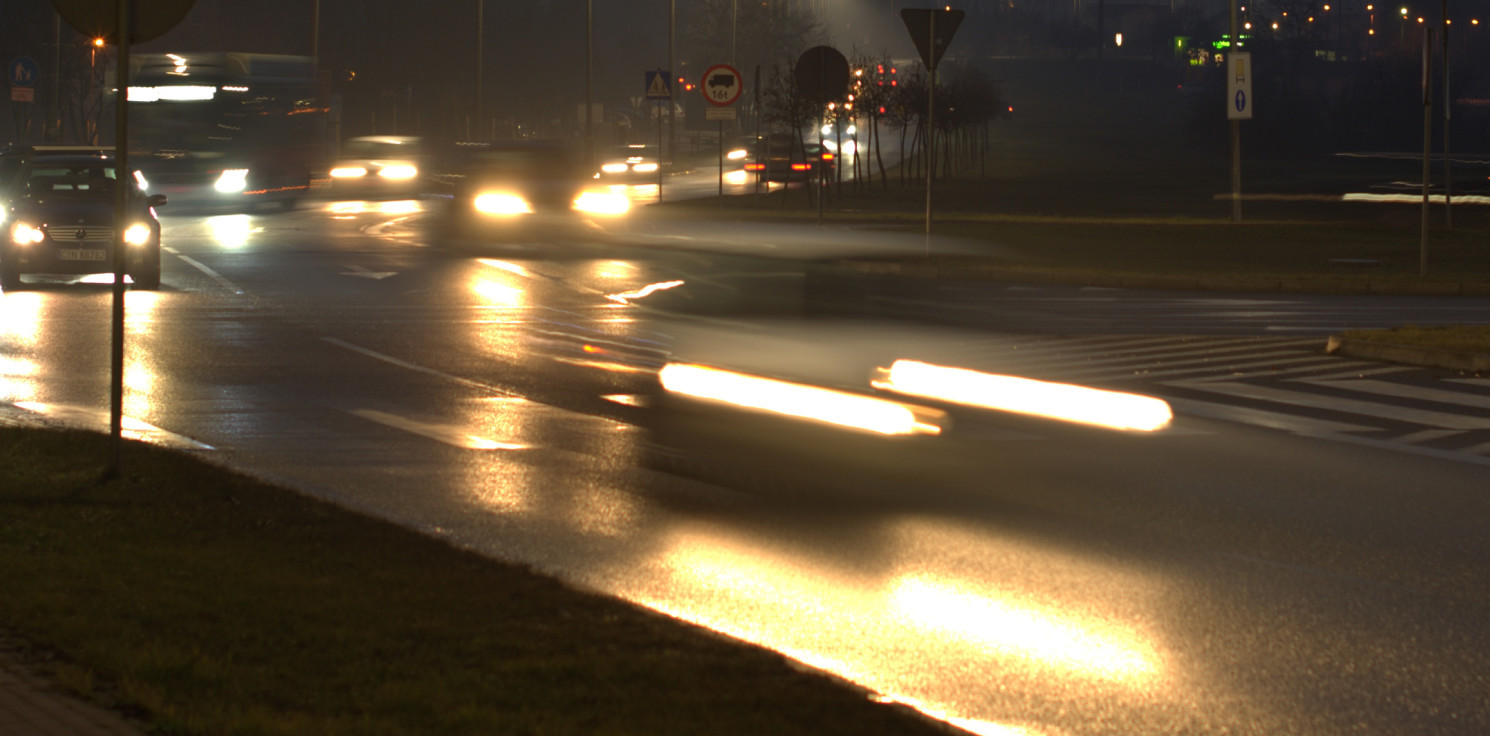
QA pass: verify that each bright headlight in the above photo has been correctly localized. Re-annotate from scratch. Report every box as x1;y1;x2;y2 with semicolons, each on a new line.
600;163;629;174
632;162;659;173
378;165;418;180
473;192;532;216
10;222;45;245
573;190;630;217
214;169;249;193
726;148;747;160
330;166;369;178
123;223;153;246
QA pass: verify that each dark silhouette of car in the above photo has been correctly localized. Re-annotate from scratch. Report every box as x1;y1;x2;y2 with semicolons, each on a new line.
708;74;736;90
1;154;167;291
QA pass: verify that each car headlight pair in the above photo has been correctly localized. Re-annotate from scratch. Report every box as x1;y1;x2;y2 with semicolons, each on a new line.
10;222;45;246
8;222;150;246
473;190;630;218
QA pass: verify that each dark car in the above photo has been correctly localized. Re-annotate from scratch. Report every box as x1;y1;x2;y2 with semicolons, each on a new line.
434;140;629;250
0;144;111;198
742;133;836;184
0;155;167;291
594;143;661;183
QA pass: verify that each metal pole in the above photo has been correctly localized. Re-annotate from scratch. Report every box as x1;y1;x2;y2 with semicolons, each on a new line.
924;14;935;241
585;0;593;168
718;119;724;202
108;0;133;477
1420;26;1432;276
667;0;675;188
1230;0;1241;222
1441;0;1452;229
475;0;483;137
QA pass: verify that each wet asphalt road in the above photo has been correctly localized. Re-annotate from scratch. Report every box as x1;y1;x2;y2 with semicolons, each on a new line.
2;200;1488;735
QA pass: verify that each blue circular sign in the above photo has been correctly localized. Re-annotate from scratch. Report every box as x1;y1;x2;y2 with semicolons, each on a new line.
1234;90;1247;112
8;57;40;88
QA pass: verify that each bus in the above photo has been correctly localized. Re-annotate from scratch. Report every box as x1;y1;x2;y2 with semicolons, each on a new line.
128;52;327;211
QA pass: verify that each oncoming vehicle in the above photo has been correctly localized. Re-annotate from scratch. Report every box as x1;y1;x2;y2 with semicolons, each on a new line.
595;143;660;182
436;140;630;250
128;52;327;211
0;155;167;291
327;136;424;200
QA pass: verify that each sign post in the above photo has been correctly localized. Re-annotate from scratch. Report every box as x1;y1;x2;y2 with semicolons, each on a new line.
645;70;671;198
1226;51;1251;223
53;0;194;477
701;64;742;202
901;8;964;241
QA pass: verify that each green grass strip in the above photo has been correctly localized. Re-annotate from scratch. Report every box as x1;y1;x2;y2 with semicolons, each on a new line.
0;428;942;736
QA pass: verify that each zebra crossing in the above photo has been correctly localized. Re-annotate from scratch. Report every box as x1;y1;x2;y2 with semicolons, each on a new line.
919;334;1490;461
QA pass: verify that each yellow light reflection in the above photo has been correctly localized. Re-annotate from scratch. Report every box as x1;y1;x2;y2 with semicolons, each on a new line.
1;291;44;345
124;289;160;334
874;360;1172;432
206;214;255;248
471;277;524;308
659;362;943;436
605;279;684;304
892;577;1160;684
588;260;637;282
1;356;38;402
377;199;423;215
724;169;749;186
326;200;367;217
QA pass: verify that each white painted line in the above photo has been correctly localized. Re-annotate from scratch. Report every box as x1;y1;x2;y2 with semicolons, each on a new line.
167;248;244;294
1171;382;1490;430
1292;379;1490;412
1179;360;1385;383
1463;440;1490;456
12;401;214;450
1062;354;1335;383
1393;429;1466;445
323;337;514;395
1292;365;1419;381
349;409;526;450
1164;397;1377;434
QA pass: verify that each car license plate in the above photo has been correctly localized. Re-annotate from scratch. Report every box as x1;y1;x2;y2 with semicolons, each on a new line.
58;248;108;262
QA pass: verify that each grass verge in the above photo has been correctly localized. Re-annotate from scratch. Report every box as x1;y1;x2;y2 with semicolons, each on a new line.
1338;325;1490;354
0;426;943;736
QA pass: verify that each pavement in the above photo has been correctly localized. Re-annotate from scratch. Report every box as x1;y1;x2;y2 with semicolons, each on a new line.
0;641;146;736
1;239;1486;735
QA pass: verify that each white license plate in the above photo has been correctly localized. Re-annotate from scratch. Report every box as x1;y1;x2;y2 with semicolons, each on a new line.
58;248;108;262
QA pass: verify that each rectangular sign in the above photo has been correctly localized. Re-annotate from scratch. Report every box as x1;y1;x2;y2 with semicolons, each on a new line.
1227;52;1252;120
704;106;737;121
11;87;34;102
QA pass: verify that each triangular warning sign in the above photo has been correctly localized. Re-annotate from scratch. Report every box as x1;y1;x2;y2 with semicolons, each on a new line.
901;9;964;70
646;73;671;99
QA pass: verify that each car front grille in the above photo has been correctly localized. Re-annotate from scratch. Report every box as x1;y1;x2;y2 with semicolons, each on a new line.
47;226;113;243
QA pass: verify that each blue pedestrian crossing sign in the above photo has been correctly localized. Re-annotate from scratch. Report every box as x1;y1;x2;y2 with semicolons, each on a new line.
8;57;40;88
645;70;672;100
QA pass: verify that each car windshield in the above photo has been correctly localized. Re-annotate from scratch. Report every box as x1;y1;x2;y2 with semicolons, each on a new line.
19;164;121;201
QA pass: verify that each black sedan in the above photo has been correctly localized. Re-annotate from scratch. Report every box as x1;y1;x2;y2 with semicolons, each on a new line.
0;155;167;291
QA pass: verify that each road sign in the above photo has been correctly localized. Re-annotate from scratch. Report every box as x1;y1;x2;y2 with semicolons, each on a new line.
8;57;40;88
901;8;964;70
704;106;736;121
700;64;742;107
1227;52;1253;120
794;46;849;102
645;70;671;100
52;0;196;43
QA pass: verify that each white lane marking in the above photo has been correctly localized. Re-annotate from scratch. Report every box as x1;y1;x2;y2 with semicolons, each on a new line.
322;337;516;395
12;401;214;450
342;264;397;280
1292;378;1490;412
1059;355;1335;383
349;409;526;450
1465;440;1490;456
166;247;245;294
1178;360;1385;383
1168;381;1490;430
1394;429;1466;445
1292;365;1419;381
1165;397;1376;434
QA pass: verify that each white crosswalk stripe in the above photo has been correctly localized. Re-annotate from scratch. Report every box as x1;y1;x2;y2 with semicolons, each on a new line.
1164;381;1490;430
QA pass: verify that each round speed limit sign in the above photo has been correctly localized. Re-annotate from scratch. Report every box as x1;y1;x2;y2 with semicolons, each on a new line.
700;64;743;107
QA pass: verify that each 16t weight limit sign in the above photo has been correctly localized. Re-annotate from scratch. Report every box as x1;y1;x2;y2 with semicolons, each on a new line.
701;64;742;107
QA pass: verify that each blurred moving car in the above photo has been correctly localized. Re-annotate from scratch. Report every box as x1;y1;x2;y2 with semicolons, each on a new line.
743;133;837;183
435;140;629;249
327;136;424;200
1;154;167;290
594;143;660;183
